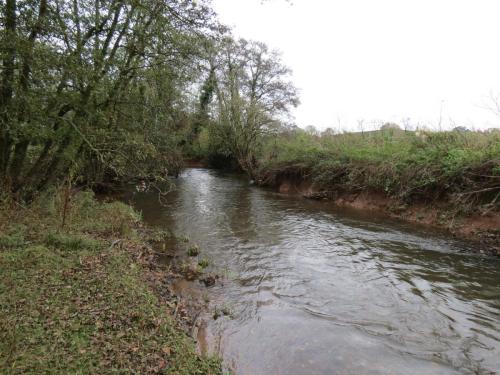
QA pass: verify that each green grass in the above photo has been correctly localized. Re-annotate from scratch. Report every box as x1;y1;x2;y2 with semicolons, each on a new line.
198;258;210;269
0;190;221;374
258;129;500;209
187;245;199;257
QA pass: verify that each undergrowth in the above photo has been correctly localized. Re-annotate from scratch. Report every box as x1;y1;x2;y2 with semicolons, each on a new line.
0;189;221;374
259;129;500;211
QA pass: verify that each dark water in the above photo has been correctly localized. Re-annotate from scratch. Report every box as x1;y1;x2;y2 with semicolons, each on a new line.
128;168;500;375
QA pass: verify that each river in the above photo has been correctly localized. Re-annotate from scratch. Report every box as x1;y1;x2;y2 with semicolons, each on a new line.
127;168;500;374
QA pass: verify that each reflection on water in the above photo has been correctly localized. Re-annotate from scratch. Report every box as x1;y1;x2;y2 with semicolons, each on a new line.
128;169;500;375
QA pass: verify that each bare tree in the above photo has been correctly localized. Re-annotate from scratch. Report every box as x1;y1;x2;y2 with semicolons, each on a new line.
485;91;500;119
402;117;412;132
357;119;365;136
305;125;319;136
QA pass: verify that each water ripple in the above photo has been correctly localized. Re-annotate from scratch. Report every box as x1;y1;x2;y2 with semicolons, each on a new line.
130;169;500;375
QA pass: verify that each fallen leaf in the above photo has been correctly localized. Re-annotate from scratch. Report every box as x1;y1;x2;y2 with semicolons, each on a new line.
161;346;171;356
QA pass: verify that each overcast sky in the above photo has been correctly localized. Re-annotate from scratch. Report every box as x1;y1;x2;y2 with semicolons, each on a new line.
213;0;500;131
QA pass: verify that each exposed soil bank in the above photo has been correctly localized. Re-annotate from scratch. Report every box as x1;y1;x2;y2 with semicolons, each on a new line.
184;159;208;168
264;175;500;255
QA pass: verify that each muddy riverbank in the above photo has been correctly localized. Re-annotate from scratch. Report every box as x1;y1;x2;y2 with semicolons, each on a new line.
263;174;500;256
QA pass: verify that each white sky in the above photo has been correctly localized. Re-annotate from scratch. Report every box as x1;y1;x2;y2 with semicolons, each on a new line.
213;0;500;131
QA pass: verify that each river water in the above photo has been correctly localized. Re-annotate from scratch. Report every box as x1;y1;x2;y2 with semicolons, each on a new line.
128;168;500;374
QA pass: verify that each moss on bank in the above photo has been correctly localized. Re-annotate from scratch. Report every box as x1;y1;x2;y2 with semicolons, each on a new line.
0;191;221;374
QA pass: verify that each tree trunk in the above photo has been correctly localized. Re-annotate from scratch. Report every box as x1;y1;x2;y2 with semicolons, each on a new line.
0;0;17;180
9;0;48;188
36;134;73;192
9;140;30;190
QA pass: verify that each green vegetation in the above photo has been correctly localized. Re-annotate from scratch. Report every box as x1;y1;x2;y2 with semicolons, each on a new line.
0;1;298;370
256;128;500;210
187;245;200;257
198;258;211;270
0;1;298;200
0;1;218;198
1;0;498;370
1;1;497;211
0;191;221;374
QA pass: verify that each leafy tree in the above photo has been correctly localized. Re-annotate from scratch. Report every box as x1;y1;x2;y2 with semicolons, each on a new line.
0;0;216;197
209;37;299;177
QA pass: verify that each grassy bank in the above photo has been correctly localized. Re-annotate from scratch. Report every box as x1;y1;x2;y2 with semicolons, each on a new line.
0;190;221;374
253;129;500;250
259;129;500;211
